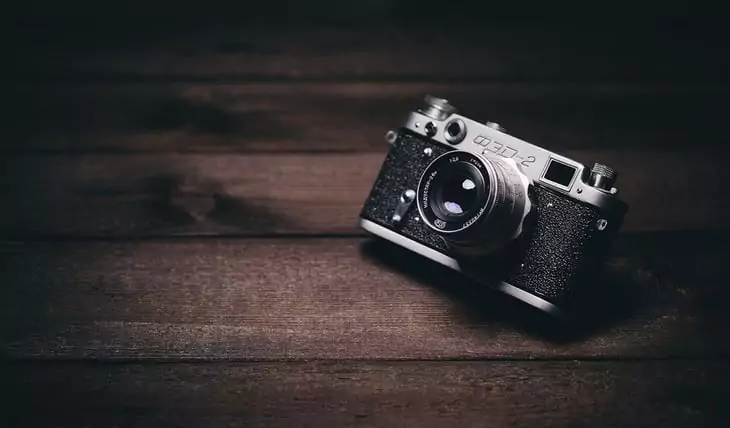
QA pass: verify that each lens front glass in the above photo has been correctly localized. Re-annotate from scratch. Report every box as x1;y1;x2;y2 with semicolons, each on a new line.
431;163;482;219
429;162;486;222
418;151;492;234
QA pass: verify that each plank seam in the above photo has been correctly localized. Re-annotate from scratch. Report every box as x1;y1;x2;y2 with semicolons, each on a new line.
14;76;730;85
2;356;729;364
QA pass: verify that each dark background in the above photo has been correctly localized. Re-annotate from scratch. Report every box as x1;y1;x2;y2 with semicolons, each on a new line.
4;1;730;427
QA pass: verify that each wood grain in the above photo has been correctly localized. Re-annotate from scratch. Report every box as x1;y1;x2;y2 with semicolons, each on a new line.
1;234;728;360
2;150;728;238
8;15;730;425
4;360;729;427
10;83;730;153
13;22;730;82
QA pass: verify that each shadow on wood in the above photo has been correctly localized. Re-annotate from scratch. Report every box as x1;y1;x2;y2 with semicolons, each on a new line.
359;238;652;343
140;172;296;232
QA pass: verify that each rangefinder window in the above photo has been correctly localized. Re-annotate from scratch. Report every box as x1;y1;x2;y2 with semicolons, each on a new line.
542;159;577;189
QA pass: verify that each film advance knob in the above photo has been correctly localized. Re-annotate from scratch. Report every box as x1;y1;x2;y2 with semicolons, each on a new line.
588;163;618;190
421;95;457;120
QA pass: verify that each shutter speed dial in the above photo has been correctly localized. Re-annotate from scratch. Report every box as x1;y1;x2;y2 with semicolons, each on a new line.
421;95;457;120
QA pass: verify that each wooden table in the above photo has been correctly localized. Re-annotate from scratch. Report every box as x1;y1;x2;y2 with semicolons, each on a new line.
4;16;730;427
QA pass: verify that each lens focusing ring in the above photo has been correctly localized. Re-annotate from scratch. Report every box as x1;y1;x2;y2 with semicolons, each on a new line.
417;151;532;255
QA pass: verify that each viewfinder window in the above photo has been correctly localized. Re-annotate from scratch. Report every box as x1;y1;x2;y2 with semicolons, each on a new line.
543;160;577;188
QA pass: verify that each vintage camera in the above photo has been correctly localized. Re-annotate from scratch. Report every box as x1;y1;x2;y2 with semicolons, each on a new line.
360;95;628;316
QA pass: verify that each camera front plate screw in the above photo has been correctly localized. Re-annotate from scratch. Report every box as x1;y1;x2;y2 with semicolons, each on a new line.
424;147;433;157
414;216;420;222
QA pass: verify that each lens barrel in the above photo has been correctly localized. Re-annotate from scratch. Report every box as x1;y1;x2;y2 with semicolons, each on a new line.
416;151;531;255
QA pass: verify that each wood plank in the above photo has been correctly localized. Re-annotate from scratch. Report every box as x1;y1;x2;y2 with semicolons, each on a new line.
4;361;729;427
1;150;727;238
1;234;728;360
9;82;730;153
12;21;730;81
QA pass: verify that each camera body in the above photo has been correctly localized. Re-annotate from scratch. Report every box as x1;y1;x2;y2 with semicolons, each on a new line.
359;96;628;316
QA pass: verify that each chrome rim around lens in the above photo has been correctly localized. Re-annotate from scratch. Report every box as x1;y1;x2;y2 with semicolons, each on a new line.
416;150;532;255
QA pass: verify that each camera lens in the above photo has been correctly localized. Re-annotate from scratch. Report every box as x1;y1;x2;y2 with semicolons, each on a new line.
417;151;531;255
430;162;485;220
